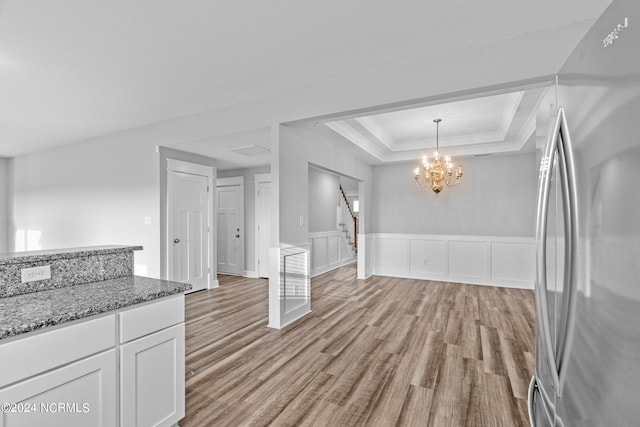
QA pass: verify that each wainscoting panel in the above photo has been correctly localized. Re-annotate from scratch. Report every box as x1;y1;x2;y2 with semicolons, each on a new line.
310;231;356;277
409;239;447;275
311;236;328;272
490;241;535;283
373;236;409;276
373;234;534;289
448;240;487;279
327;235;340;266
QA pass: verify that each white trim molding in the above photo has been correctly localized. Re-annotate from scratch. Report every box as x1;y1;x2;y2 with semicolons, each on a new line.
217;176;244;187
254;173;271;278
167;158;214;177
371;233;534;289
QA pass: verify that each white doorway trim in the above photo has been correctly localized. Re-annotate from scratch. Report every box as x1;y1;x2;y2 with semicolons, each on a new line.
166;158;217;289
216;176;244;276
255;173;271;278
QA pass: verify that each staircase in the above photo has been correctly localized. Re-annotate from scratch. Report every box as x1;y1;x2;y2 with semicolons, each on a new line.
338;222;356;255
338;185;358;255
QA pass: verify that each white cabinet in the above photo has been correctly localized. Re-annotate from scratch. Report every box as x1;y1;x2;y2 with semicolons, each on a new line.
0;295;186;427
119;295;185;427
120;324;185;427
0;350;116;427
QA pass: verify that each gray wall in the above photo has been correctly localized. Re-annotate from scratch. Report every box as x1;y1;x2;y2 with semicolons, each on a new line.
308;168;339;233
218;165;270;273
0;158;9;252
276;124;374;247
372;152;537;237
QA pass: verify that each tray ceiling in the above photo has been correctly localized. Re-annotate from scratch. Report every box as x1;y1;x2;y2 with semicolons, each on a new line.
323;88;547;162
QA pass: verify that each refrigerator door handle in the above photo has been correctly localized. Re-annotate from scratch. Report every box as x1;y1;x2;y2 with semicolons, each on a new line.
555;108;579;395
528;376;538;426
535;108;562;395
535;107;579;398
528;375;557;427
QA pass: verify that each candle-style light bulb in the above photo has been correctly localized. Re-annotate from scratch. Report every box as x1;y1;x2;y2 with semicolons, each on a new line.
414;167;420;176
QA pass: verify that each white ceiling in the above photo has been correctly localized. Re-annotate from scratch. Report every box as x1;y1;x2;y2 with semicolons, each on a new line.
0;0;611;160
323;87;547;162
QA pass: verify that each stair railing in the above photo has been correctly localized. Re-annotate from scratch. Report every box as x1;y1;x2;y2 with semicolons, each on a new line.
339;185;358;250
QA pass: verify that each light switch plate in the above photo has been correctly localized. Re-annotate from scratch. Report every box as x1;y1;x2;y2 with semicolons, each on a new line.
21;265;51;283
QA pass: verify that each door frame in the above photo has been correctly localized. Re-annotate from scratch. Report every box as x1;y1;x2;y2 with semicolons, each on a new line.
166;159;217;289
216;176;244;276
254;173;271;278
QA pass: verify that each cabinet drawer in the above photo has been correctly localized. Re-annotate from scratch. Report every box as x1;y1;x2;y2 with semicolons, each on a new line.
0;315;116;388
0;349;116;427
119;295;184;343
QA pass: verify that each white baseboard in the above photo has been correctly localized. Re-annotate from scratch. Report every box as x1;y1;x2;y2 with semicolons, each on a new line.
370;271;533;289
244;270;259;278
268;309;312;330
209;279;219;289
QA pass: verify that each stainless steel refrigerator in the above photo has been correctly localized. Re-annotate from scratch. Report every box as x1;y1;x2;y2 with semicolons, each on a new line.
529;0;640;425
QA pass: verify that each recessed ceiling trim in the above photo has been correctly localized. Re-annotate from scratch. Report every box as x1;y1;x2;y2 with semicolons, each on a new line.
324;121;386;161
353;116;395;150
386;139;531;163
498;91;526;140
514;109;537;151
391;131;512;150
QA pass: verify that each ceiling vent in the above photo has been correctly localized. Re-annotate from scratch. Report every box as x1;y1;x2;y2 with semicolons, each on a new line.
230;145;270;157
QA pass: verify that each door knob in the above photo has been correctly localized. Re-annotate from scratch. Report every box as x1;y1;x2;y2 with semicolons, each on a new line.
174;238;180;243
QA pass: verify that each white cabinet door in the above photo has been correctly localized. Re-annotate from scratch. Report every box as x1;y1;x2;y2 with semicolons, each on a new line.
0;350;116;427
120;323;185;427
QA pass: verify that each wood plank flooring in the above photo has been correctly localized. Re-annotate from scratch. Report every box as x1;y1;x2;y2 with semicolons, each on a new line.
182;264;535;426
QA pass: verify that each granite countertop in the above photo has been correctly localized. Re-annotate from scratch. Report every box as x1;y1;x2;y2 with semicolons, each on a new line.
0;276;192;340
0;245;143;266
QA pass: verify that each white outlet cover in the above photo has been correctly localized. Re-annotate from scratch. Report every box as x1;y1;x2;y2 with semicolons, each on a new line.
21;265;51;283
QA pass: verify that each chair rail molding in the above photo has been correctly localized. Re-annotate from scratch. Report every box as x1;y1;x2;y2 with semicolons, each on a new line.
371;233;534;289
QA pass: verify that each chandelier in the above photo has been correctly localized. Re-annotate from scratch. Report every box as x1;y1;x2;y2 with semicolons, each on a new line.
414;118;463;194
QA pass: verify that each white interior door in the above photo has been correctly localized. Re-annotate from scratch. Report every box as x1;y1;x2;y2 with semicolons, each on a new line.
168;170;209;293
255;176;271;278
217;179;243;275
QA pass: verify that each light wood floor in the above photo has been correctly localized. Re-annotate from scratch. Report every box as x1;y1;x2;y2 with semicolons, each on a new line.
182;264;535;426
